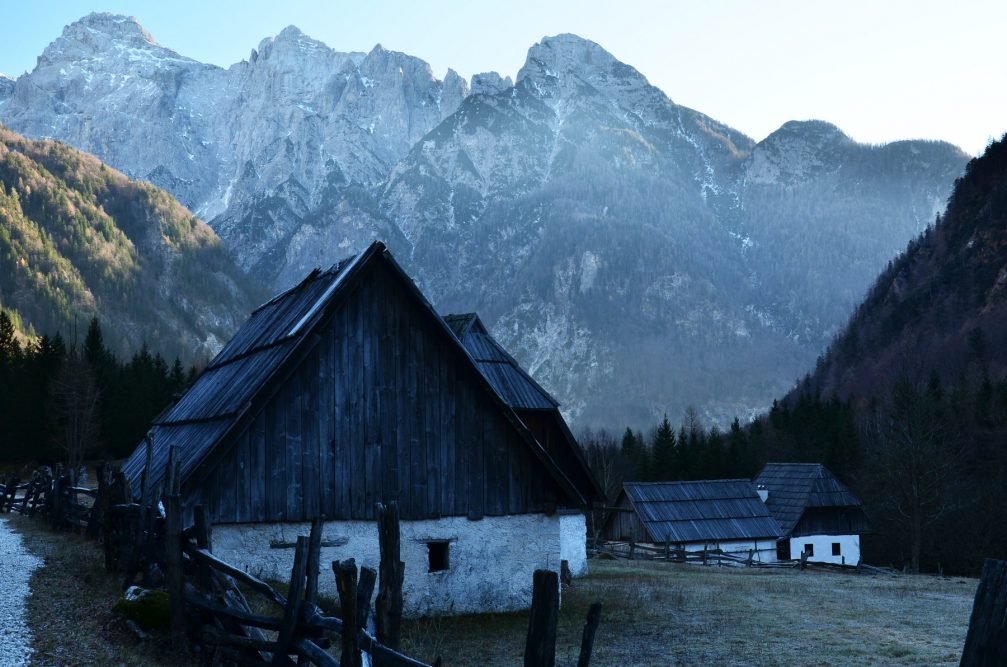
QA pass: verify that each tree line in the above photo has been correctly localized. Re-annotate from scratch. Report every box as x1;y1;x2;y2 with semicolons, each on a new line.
581;362;1007;575
0;312;196;470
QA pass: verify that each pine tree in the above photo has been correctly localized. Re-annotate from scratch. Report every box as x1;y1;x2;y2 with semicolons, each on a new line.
651;414;676;481
620;427;637;457
0;311;21;367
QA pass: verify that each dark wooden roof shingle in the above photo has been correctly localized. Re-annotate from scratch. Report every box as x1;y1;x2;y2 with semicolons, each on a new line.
754;463;864;537
444;314;558;410
622;480;781;544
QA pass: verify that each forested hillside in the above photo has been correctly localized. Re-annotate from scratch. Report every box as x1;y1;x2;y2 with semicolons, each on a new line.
0;125;264;362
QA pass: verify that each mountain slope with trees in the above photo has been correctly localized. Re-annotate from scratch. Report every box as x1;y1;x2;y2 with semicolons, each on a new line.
0;125;264;362
776;135;1007;573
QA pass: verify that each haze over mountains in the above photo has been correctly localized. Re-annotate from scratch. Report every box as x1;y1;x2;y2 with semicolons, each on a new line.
0;13;970;426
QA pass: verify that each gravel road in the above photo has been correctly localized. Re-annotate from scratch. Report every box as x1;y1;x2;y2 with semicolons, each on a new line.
0;517;42;666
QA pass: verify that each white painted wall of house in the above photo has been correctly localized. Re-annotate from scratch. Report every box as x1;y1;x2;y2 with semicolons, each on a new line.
790;534;861;565
213;513;577;617
559;512;588;576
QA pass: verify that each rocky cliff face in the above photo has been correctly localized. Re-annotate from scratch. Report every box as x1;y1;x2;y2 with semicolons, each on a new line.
379;35;966;425
0;13;466;287
0;17;970;426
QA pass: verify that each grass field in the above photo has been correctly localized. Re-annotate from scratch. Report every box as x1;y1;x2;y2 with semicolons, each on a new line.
399;559;976;667
9;517;976;666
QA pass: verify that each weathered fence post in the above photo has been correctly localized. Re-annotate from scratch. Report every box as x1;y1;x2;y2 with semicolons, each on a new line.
576;602;603;667
376;501;403;663
193;504;213;591
86;462;109;540
524;569;559;667
297;517;324;667
356;566;377;630
164;446;187;659
960;559;1007;666
274;536;309;665
336;558;362;667
305;517;324;606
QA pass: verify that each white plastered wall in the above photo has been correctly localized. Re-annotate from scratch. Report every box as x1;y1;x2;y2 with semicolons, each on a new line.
790;534;861;565
559;512;588;576
213;513;565;617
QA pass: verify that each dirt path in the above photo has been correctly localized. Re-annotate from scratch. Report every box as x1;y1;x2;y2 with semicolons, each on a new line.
0;516;42;666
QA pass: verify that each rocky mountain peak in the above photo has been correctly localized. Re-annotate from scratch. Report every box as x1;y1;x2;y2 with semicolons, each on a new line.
516;33;664;116
769;120;851;147
68;12;155;44
0;73;13;98
257;25;335;61
745;120;855;185
470;71;512;96
37;11;196;71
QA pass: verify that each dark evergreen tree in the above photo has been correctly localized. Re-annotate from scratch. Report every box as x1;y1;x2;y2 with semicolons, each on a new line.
651;414;676;480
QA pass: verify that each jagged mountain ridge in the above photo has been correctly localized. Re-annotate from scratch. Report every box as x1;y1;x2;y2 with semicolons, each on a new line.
0;16;970;426
0;13;467;288
0;125;264;361
379;34;966;425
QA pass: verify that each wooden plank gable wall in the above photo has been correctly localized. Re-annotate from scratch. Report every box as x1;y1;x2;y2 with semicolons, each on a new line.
189;260;568;523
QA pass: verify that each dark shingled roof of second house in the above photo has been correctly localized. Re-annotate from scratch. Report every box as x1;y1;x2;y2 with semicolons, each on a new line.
443;313;558;410
622;480;782;544
754;463;863;536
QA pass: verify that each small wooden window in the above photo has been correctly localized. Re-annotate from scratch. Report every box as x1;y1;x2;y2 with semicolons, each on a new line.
427;541;449;572
832;542;841;556
804;543;814;557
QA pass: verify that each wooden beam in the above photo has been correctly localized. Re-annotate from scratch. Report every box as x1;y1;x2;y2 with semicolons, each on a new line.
576;602;602;667
524;569;559;667
376;501;404;661
335;559;362;667
272;536;309;665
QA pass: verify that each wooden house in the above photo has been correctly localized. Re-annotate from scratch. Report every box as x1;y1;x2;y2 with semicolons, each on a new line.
754;463;871;565
122;241;599;616
602;480;781;562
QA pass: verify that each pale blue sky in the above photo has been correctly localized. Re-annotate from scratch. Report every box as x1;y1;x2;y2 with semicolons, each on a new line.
3;0;1004;155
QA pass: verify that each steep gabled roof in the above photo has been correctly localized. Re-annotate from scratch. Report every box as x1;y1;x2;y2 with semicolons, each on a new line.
444;313;558;410
122;242;587;508
620;480;781;544
754;463;863;536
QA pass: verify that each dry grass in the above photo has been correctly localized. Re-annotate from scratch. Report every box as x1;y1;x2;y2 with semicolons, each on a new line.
400;560;976;667
9;515;178;667
7;520;976;667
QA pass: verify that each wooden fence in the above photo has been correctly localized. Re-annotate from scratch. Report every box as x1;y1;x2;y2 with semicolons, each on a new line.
2;450;603;667
590;539;899;577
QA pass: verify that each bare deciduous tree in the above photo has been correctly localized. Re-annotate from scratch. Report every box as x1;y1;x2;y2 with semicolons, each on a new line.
50;344;100;471
862;379;968;573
